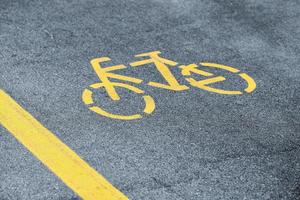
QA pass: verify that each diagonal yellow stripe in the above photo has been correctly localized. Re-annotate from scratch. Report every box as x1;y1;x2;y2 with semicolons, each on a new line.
0;89;128;200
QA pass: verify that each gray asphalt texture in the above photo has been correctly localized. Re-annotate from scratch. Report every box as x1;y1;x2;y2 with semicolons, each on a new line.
1;0;300;199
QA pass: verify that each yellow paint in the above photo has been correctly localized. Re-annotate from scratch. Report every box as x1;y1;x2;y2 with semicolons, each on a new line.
200;62;240;73
143;95;156;114
181;62;256;95
83;52;257;120
239;73;256;93
180;64;214;77
82;83;155;120
82;89;94;104
90;57;143;101
199;62;257;93
130;51;189;91
186;76;243;95
0;90;128;200
83;57;156;120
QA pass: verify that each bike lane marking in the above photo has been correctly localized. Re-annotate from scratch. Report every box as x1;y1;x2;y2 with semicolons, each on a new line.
0;89;128;200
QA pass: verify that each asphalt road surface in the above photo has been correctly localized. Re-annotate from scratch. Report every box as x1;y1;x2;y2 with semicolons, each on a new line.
0;0;300;199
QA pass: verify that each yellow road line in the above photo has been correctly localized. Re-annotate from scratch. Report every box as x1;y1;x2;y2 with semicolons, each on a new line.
0;90;128;200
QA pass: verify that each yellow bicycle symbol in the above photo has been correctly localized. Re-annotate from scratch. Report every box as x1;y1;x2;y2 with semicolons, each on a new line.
82;51;256;120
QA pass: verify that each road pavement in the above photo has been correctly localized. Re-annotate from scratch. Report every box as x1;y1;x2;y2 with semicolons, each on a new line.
0;0;300;199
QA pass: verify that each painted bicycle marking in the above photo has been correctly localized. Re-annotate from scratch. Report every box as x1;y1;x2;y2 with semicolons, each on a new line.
82;51;256;120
